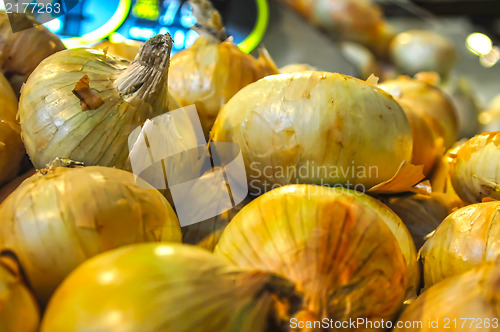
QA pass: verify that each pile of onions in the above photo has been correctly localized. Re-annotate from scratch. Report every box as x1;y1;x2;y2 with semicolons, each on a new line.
212;71;425;195
42;243;298;332
389;30;457;78
449;132;500;203
396;259;500;331
214;184;419;324
18;34;179;170
0;165;181;305
0;13;65;95
0;257;39;332
419;201;500;289
0;72;25;186
168;0;279;137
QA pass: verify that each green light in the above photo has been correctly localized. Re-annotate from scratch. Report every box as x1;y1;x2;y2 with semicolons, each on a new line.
133;0;160;21
238;0;269;53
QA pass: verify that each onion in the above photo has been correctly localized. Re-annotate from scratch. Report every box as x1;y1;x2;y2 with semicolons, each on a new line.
419;201;500;289
449;132;500;203
94;39;143;61
395;259;500;331
340;42;381;80
215;184;419;324
42;243;298;332
0;257;40;332
168;0;279;137
18;34;179;170
280;63;317;73
389;30;457;78
0;164;181;305
212;71;424;194
0;168;35;203
0;13;65;95
379;75;458;150
0;72;25;186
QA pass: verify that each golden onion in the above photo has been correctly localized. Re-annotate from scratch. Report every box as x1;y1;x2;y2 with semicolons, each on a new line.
389;30;457;78
449;132;500;203
419;201;500;289
396;259;500;331
168;0;279;137
0;257;40;332
18;34;179;170
0;72;25;186
215;184;419;325
0;165;181;305
0;13;65;95
212;71;423;194
42;243;298;332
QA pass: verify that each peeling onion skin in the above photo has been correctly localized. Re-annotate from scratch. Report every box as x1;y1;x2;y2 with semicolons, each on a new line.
0;72;25;187
212;71;414;193
449;132;500;204
168;37;279;137
42;243;297;332
0;259;40;332
215;185;416;328
0;166;182;305
419;202;500;289
18;34;179;170
396;260;500;331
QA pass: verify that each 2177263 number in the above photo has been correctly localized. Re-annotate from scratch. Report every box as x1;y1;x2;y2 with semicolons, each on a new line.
443;318;499;329
5;1;62;14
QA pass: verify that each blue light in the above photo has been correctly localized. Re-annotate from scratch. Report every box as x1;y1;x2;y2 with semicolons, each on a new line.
129;27;155;41
173;30;185;50
44;18;63;34
179;2;196;28
159;0;180;26
185;30;199;48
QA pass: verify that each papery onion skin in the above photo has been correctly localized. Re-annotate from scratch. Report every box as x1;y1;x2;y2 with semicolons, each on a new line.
18;34;178;170
212;71;414;193
168;36;279;137
94;40;143;61
42;243;297;332
0;72;25;186
395;260;500;331
419;201;500;289
0;259;40;332
0;166;181;305
449;132;500;203
215;184;415;328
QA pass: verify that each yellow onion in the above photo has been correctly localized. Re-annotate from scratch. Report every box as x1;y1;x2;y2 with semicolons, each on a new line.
18;34;179;170
215;184;419;326
284;0;395;57
212;71;424;195
449;132;500;203
396;259;500;331
419;201;500;289
94;39;143;61
0;257;40;332
0;72;25;186
379;75;458;150
42;243;298;332
280;63;317;73
0;13;65;95
389;30;457;78
340;42;381;80
0;165;181;305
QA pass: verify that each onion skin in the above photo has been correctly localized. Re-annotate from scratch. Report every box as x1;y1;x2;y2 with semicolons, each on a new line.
0;258;40;332
212;71;415;193
395;260;500;331
0;72;25;186
0;166;181;305
419;202;500;289
95;40;143;61
42;243;298;332
18;34;178;170
449;132;500;203
168;36;279;137
215;184;416;328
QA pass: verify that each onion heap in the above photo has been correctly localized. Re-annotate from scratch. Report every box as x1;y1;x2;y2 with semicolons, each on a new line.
396;259;500;331
0;257;40;332
215;184;419;327
18;34;179;170
419;201;500;289
212;71;424;195
0;72;25;186
449;132;500;203
0;13;65;95
41;243;298;332
0;164;181;305
168;0;279;137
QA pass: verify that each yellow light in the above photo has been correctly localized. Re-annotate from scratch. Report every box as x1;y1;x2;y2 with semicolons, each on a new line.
238;0;269;54
466;33;493;56
154;245;174;256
